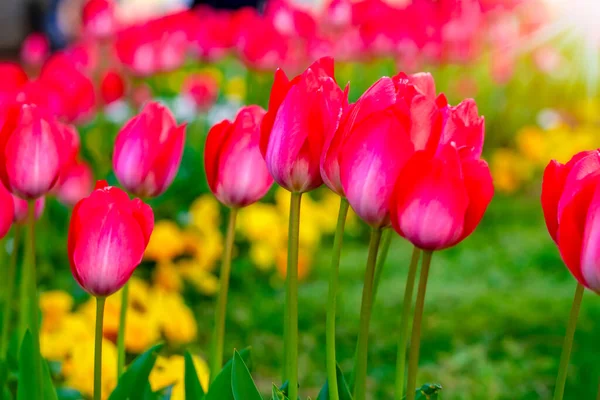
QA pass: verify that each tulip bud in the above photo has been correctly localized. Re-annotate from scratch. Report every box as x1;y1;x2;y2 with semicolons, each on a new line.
390;144;493;250
205;106;273;208
56;161;94;206
261;57;346;193
113;102;186;198
68;180;154;297
0;103;65;199
20;33;50;68
13;196;45;224
0;184;14;239
100;69;126;105
542;150;600;291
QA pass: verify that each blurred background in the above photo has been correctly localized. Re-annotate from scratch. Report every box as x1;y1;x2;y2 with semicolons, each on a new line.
1;0;599;399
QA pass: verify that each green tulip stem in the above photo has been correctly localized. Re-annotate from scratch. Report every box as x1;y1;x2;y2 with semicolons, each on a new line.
286;192;302;400
1;226;21;359
325;197;350;400
406;250;433;400
117;282;129;377
394;246;421;400
553;282;584;400
94;297;106;400
209;207;238;384
352;227;383;400
372;228;393;300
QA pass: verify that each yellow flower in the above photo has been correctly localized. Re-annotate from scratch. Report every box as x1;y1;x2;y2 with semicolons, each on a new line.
237;203;284;247
516;126;546;165
40;290;73;331
177;259;220;296
150;354;209;399
249;242;277;271
145;220;186;261
154;261;184;292
63;337;118;400
154;289;197;345
189;196;221;233
185;229;223;272
41;314;92;361
124;309;162;353
491;149;533;193
225;76;247;102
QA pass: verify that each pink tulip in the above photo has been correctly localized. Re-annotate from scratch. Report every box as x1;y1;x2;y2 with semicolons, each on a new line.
0;63;28;106
334;72;441;227
541;150;600;291
0;103;66;199
100;69;126;105
438;97;485;159
82;0;118;39
183;74;219;112
0;184;14;239
205;106;273;208
68;180;153;297
261;57;346;193
56;161;94;206
113;102;186;198
390;144;493;250
20;33;50;68
13;195;45;224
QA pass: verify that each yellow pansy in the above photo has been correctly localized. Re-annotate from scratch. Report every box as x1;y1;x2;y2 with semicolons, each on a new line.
145;220;187;261
150;354;209;399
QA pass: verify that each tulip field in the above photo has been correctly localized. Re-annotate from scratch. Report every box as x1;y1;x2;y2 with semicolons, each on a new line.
1;0;600;399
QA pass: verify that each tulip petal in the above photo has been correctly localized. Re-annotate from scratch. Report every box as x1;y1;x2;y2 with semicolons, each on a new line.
205;120;233;194
72;205;146;297
409;94;442;152
456;158;494;243
557;150;600;221
148;123;186;196
410;72;436;99
113;115;154;189
131;198;154;246
541;160;568;243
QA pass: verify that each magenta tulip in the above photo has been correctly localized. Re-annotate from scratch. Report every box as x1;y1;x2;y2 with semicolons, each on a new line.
261;57;346;193
205;106;273;208
56;161;94;206
113;102;186;198
0;103;66;199
390;144;493;250
68;180;154;297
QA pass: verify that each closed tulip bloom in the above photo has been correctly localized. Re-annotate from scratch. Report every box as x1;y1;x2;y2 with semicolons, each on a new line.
0;103;65;199
261;57;346;193
205;106;273;208
541;150;600;291
20;33;50;68
0;183;14;239
100;70;126;105
113;102;186;198
13;195;45;224
335;72;440;226
68;180;154;297
56;161;94;206
82;0;117;39
390;144;493;250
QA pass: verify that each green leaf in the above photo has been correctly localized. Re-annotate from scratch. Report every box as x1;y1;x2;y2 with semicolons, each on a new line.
412;384;443;400
184;351;205;399
271;384;287;400
204;347;251;400
108;343;164;400
17;331;37;400
41;359;58;400
316;364;352;400
231;350;262;400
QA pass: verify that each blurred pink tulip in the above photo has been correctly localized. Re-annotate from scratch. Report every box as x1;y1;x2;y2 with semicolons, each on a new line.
68;180;153;297
20;33;50;68
13;196;45;224
113;102;186;197
205;106;273;208
183;74;219;112
56;161;94;206
100;69;126;105
82;0;118;39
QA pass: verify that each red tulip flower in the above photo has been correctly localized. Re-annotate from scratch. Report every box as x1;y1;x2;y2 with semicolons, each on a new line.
82;0;118;39
205;106;273;208
261;57;346;193
20;33;50;68
113;102;186;198
438;97;485;159
542;150;600;291
0;103;66;199
0;184;14;239
0;63;28;106
68;180;153;297
56;161;94;206
13;195;45;224
100;69;126;105
390;144;493;250
334;72;440;227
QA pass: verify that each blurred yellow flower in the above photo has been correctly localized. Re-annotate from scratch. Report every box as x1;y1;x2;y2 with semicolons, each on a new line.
145;220;187;261
150;354;209;399
154;261;184;292
154;289;198;345
249;242;277;271
189;196;221;233
225;76;247;102
177;259;220;295
40;290;73;330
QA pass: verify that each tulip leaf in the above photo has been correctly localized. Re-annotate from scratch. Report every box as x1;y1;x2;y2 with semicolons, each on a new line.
404;383;442;400
204;347;251;400
316;364;352;400
184;351;205;399
108;343;164;400
231;350;262;400
271;384;288;400
17;331;38;400
41;359;58;400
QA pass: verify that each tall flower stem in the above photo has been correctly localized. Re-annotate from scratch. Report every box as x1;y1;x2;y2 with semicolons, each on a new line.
394;247;421;400
406;250;433;400
286;192;302;400
116;282;129;376
553;282;584;400
1;226;21;359
325;198;350;400
352;228;383;400
209;208;238;384
372;229;393;301
596;377;600;400
94;297;106;400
